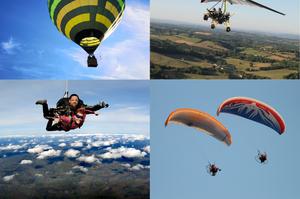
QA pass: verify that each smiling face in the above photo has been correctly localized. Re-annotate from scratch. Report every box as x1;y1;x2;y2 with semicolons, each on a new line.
69;96;79;109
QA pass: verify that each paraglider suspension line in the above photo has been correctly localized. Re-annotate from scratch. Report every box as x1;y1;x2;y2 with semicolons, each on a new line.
209;0;223;10
223;0;227;13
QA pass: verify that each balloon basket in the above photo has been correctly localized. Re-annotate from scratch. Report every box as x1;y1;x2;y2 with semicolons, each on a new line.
87;55;98;67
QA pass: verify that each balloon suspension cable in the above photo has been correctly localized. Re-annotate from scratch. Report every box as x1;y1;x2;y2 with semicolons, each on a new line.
209;0;223;10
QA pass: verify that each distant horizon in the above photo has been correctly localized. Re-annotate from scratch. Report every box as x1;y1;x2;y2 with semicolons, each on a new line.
0;132;150;138
150;18;300;39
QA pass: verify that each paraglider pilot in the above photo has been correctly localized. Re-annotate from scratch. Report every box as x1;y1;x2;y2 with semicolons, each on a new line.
36;94;109;131
256;151;268;164
207;163;221;176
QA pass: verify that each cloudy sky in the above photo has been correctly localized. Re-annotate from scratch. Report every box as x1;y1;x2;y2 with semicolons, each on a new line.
0;0;149;79
0;134;150;182
0;80;149;136
151;80;300;199
151;0;300;35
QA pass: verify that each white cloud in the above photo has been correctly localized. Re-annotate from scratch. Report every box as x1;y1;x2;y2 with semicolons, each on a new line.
83;144;92;150
100;151;121;159
100;146;146;159
20;160;33;165
97;3;150;79
27;145;52;154
123;4;150;41
0;143;26;151
3;174;16;182
66;171;74;175
143;145;150;153
63;39;149;80
60;48;86;67
121;163;131;168
98;39;149;79
72;165;88;173
121;163;149;170
91;139;117;148
37;149;61;159
130;164;145;171
58;143;66;147
64;149;80;158
86;138;92;143
1;37;20;54
77;154;99;164
123;134;148;142
70;141;83;148
35;173;43;177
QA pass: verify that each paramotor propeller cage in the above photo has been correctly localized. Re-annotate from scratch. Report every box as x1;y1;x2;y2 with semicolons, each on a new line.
206;163;221;176
202;0;285;32
255;153;268;165
204;0;231;31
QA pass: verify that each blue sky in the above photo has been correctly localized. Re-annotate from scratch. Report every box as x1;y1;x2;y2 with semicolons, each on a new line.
0;0;149;79
151;0;300;35
0;80;149;136
151;80;300;199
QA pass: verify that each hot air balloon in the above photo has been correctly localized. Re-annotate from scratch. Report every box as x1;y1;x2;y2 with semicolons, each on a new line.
48;0;125;67
165;108;232;146
217;97;285;134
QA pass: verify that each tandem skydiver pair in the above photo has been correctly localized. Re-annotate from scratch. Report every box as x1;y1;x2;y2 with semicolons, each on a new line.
36;93;109;132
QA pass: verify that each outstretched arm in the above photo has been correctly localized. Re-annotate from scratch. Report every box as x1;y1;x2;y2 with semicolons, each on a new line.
85;101;109;111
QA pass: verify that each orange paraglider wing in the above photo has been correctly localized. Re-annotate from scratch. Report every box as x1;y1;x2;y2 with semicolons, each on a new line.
165;108;232;146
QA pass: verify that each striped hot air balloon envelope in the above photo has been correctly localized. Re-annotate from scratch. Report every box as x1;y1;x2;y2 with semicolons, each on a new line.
48;0;125;67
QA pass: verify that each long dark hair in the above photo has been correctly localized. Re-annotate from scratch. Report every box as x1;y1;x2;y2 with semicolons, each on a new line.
69;94;79;100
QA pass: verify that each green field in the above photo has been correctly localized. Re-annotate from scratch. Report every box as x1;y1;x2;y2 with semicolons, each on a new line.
151;22;300;79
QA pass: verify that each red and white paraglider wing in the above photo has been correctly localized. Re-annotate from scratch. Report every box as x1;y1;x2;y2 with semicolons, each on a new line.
217;97;285;134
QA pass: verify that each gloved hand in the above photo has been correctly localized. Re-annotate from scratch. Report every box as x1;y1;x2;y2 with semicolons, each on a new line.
100;101;109;108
